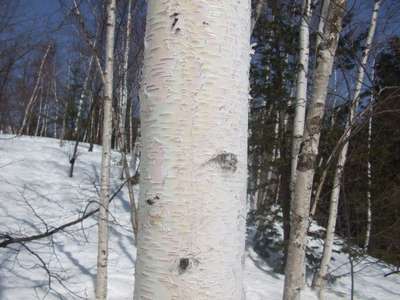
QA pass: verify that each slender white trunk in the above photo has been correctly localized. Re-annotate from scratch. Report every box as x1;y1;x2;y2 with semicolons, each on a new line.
290;0;311;201
364;85;374;251
95;0;116;299
53;76;59;138
283;2;346;299
134;1;250;299
310;70;338;217
74;54;94;136
60;62;71;147
313;1;382;297
35;92;43;137
20;44;51;135
330;69;337;127
253;166;262;210
116;0;138;233
118;0;133;179
41;102;49;137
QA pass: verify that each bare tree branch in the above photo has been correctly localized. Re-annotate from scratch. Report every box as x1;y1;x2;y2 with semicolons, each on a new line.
0;173;139;248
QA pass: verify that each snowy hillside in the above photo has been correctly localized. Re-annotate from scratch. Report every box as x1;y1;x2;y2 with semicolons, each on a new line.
0;135;399;299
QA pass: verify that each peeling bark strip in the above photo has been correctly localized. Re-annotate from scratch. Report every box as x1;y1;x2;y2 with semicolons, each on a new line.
134;1;250;299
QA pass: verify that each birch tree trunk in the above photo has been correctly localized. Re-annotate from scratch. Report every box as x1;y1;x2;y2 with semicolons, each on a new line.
35;92;43;137
315;0;330;60
290;0;311;202
364;83;374;251
313;1;382;297
134;1;250;299
19;44;51;136
117;0;138;234
74;54;94;136
41;102;49;137
95;0;116;299
118;0;133;177
69;54;95;177
60;62;71;147
283;2;346;299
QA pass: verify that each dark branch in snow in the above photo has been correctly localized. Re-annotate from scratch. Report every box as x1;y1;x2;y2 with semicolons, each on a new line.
384;270;400;277
0;174;139;248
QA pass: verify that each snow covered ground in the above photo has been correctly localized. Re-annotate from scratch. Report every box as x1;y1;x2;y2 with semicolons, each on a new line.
0;135;399;299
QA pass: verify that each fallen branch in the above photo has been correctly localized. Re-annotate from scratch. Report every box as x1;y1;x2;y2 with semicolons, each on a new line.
384;270;400;277
0;173;139;248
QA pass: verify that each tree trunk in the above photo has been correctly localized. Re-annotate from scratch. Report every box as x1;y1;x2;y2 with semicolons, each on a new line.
364;94;373;251
315;0;330;61
290;0;311;202
133;1;251;299
19;44;51;135
313;1;381;297
41;102;49;137
283;1;346;299
35;92;43;137
118;0;138;233
74;54;94;136
95;0;116;299
118;0;133;179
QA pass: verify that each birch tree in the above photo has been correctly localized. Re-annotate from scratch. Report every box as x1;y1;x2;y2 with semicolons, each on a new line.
19;44;51;135
134;1;251;299
364;64;375;251
95;0;116;299
313;1;382;297
290;0;312;201
283;1;346;299
114;0;138;236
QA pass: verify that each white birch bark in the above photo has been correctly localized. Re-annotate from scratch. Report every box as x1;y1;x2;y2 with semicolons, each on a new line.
19;44;51;135
134;1;251;299
41;102;49;137
290;0;311;201
35;91;43;137
59;61;71;147
118;0;132;152
313;1;382;297
315;0;330;57
330;69;337;127
283;2;346;299
118;2;139;235
118;0;133;182
74;54;94;136
53;77;59;138
95;0;116;299
364;85;374;251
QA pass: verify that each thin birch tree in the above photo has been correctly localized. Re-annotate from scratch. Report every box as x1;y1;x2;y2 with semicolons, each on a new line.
364;63;375;251
118;0;138;236
19;44;52;135
290;0;312;202
95;0;116;299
